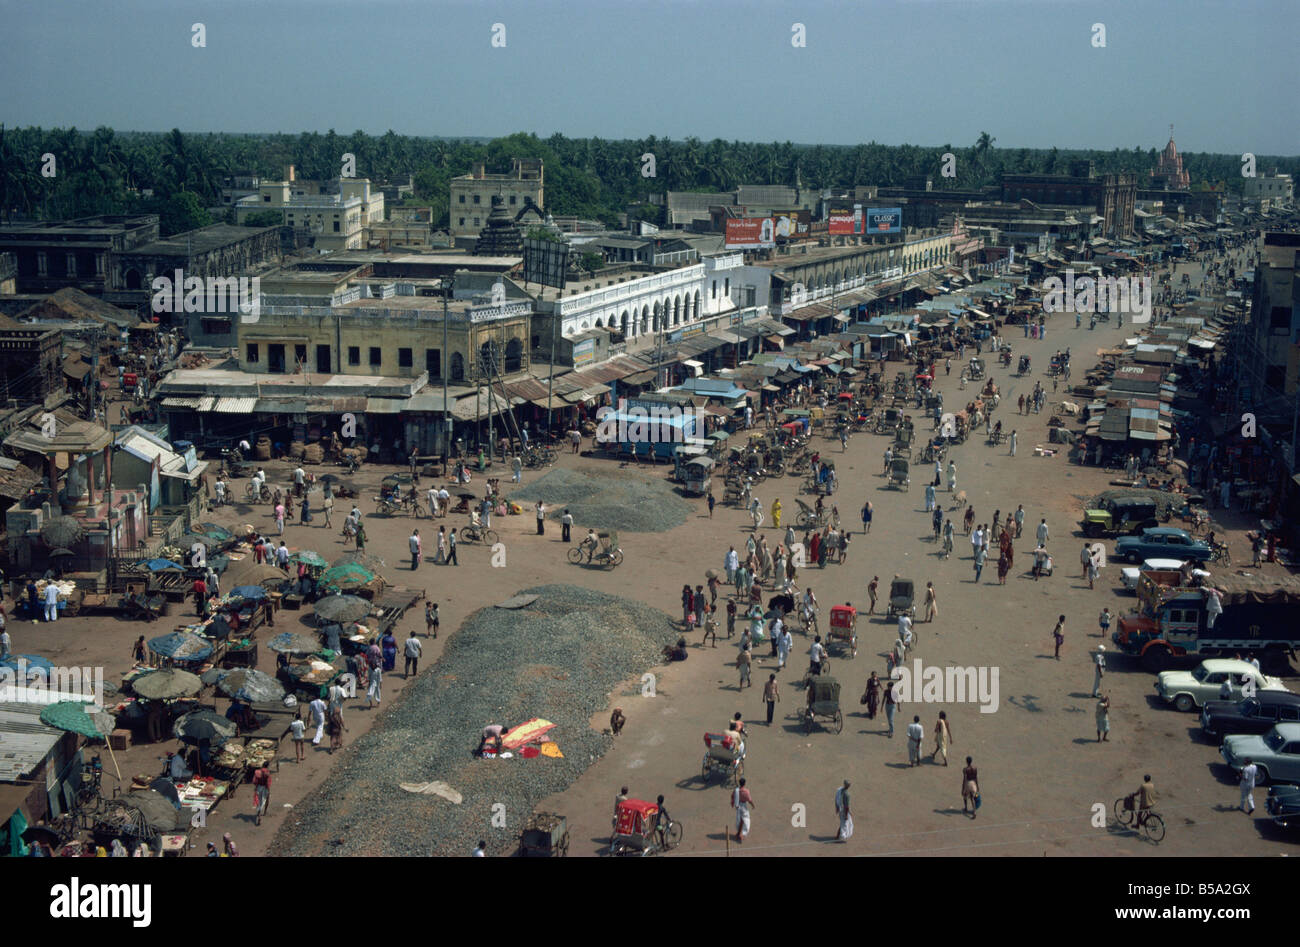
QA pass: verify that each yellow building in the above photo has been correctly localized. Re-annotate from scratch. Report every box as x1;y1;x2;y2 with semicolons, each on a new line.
236;165;385;251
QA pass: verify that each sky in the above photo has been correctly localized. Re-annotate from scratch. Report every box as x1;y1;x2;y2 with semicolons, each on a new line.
1;0;1295;155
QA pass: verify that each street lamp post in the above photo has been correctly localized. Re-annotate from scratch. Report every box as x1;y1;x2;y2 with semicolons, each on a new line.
443;277;454;460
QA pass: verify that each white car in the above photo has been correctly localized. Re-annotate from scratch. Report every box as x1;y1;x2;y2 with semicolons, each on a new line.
1119;558;1210;592
1156;659;1289;713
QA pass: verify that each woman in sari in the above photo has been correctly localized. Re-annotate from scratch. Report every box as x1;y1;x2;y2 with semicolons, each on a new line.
862;670;881;719
381;631;398;671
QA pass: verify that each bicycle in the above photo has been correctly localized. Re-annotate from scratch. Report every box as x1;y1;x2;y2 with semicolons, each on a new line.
460;523;499;545
244;481;271;503
1209;541;1232;566
1114;795;1165;842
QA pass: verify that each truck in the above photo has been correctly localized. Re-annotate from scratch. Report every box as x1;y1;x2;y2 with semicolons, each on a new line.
1113;573;1300;673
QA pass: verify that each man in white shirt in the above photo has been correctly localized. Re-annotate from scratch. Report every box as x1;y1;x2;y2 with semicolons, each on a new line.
294;466;306;496
1036;518;1049;544
906;715;925;766
724;546;739;584
809;636;827;675
436;487;450;517
898;613;913;648
276;542;290;570
403;632;423;678
44;583;60;622
0;625;10;659
308;697;327;745
971;526;983;557
409;530;422;570
427;485;439;518
214;478;226;506
1239;758;1258;814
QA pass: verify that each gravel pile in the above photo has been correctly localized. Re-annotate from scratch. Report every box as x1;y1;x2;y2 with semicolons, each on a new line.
509;466;693;533
272;584;678;857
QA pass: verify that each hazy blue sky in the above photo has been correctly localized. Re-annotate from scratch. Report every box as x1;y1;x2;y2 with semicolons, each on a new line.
1;0;1295;155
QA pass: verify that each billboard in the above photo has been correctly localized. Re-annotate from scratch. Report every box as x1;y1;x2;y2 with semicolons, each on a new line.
725;217;777;249
523;237;569;289
770;210;810;239
866;208;902;234
828;203;860;235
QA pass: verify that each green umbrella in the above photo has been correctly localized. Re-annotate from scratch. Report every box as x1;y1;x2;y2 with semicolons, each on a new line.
40;701;121;781
321;561;375;590
288;550;328;568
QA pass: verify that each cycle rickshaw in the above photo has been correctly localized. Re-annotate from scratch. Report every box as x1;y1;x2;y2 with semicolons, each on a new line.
803;675;843;734
567;529;624;568
827;604;858;659
608;798;682;856
700;731;745;786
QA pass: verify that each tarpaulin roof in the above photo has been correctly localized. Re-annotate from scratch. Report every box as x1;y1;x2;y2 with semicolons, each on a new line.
1213;573;1300;607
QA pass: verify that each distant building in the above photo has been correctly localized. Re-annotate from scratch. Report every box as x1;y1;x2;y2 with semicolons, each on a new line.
0;215;160;295
474;196;524;256
450;159;544;238
1244;173;1294;208
0;312;63;407
1149;130;1191;191
0;253;15;295
235;165;385;251
1000;163;1136;238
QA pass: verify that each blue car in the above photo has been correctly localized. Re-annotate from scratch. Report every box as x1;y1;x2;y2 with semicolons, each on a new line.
1114;527;1212;565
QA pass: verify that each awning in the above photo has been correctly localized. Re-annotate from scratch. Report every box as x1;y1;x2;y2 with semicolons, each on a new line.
212;397;258;414
833;314;850;324
161;396;216;412
365;398;406;414
682;359;704;370
160;465;204;483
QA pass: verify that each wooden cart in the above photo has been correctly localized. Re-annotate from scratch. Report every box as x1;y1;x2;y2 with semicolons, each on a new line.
519;812;570;857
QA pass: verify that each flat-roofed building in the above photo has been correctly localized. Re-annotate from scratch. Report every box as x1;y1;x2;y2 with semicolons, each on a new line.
450;158;544;238
0;215;160;295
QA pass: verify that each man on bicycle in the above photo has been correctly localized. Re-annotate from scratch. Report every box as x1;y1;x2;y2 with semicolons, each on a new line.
654;794;672;849
1135;774;1157;828
580;528;599;564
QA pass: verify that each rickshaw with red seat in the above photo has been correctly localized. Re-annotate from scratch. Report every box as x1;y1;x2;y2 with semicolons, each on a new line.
608;798;682;856
701;731;744;787
828;604;858;659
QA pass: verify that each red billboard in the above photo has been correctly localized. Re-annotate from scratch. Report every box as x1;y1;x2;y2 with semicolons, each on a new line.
725;217;776;249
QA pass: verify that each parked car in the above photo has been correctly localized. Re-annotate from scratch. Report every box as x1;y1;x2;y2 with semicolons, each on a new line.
1265;784;1300;829
1221;723;1300;785
1116;527;1212;565
1201;692;1300;739
1119;557;1210;592
1155;658;1289;712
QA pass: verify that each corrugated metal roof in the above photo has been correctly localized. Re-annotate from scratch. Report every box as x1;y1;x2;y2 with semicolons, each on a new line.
365;397;406;414
0;703;64;781
161;397;204;409
212;397;258;414
255;399;309;414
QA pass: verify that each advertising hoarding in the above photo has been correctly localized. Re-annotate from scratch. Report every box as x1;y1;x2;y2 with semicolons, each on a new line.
865;208;902;233
725;217;776;249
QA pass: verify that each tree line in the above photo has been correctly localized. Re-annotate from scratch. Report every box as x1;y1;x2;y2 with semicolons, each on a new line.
2;125;1294;236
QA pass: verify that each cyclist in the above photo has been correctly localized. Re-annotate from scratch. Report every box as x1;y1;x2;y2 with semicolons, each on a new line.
1135;774;1157;828
580;529;599;564
654;794;672;849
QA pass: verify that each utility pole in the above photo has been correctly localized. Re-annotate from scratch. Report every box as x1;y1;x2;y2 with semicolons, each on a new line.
442;276;454;459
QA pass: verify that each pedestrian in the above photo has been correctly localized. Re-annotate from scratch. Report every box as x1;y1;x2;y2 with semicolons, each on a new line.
309;696;326;746
906;715;925;766
867;576;878;614
1018;393;1025;414
861;670;881;718
1239;758;1258;814
511;454;522;484
409;529;422;570
1036;518;1048;544
290;716;306;762
1095;694;1110;742
834;780;853;842
251;765;271;826
561;508;573;543
707;492;716;518
1008;430;1017;456
446;528;458;565
535;501;546;535
731;777;754;844
1086;550;1099;589
737;644;752;689
923;581;938;623
275;502;285;534
1052;615;1065;660
962;756;979;818
44;581;60;622
932;711;952;765
884;681;898;736
435;526;447;565
861;500;873;534
762;673;780;725
924;482;935;513
1091;645;1106;697
1014;504;1024;539
404;631;422;678
0;620;10;661
425;601;439;638
366;657;382;707
973;544;986;582
947;460;956;493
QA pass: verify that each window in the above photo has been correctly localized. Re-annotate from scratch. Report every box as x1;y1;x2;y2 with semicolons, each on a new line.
67;253;76;277
398;347;412;368
711;280;717;299
1279;706;1300;722
264;195;271;202
246;343;259;363
509;195;516;205
426;349;441;377
1270;306;1292;330
369;346;381;367
724;277;730;297
458;217;465;227
459;195;466;204
294;344;307;367
473;194;481;205
348;346;361;366
201;318;232;335
473;218;480;227
333;221;340;232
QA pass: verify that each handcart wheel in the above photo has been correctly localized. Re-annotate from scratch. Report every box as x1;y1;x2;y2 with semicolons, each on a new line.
608;549;624;568
567;547;584;564
804;713;813;735
701;756;711;783
833;710;844;734
557;831;570;857
485;528;499;545
850;637;858;658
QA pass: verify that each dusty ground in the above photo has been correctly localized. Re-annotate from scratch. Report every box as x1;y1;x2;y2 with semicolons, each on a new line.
18;256;1289;857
